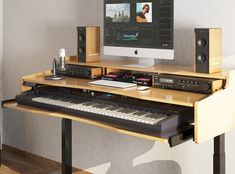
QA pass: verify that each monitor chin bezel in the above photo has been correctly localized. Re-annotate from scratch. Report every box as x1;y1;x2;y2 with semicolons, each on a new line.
103;46;174;60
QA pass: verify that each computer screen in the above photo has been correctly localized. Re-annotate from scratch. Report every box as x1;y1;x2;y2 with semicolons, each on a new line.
104;0;174;62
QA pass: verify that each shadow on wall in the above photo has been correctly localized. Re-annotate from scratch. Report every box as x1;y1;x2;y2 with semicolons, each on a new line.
73;122;182;174
106;160;181;174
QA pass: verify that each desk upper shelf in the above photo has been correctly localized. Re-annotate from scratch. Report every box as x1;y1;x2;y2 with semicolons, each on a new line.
67;56;228;80
21;71;207;107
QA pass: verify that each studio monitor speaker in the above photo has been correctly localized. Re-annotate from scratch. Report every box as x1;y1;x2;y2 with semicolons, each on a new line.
77;26;100;63
195;28;222;74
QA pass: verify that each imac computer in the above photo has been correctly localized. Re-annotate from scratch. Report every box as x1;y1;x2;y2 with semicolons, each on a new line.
104;0;174;67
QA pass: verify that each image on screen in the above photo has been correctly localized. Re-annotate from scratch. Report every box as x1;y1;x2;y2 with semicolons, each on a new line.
106;3;130;23
136;2;152;23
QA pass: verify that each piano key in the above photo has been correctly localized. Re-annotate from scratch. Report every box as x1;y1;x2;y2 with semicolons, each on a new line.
82;102;96;106
146;113;161;118
119;109;136;114
107;106;121;111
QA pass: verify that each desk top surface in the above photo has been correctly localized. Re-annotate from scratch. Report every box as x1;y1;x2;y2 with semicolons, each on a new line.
22;71;208;107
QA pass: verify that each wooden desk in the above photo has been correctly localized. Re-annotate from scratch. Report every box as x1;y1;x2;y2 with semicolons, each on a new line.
2;58;235;174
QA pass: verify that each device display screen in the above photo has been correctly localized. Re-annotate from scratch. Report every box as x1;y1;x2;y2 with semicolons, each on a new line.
104;0;174;49
160;78;174;84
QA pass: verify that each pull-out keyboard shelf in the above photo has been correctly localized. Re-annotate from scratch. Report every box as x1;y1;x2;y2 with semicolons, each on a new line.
3;100;194;147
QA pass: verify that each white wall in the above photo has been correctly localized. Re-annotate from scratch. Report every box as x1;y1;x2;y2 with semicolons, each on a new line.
2;0;235;174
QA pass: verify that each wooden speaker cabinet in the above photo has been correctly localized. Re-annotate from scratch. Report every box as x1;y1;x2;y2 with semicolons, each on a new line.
77;26;100;63
195;28;222;74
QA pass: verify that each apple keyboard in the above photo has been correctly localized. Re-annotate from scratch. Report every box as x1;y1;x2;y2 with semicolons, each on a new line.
89;80;137;89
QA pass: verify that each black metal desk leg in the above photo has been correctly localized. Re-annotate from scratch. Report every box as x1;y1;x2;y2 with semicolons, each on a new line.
214;134;225;174
62;118;72;174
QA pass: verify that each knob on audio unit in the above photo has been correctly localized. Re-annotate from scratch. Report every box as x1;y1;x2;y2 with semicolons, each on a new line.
153;74;223;94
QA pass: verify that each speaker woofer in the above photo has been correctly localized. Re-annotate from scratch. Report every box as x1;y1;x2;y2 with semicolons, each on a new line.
197;54;207;63
78;47;85;54
78;35;85;42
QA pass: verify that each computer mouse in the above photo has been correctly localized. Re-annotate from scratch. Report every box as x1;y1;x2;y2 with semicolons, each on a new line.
137;86;150;91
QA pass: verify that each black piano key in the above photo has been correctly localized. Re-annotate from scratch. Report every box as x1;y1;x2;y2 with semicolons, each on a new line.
93;104;108;109
73;100;86;104
120;109;136;114
102;104;113;109
116;107;125;111
145;113;155;118
92;104;101;108
145;113;161;118
134;111;150;116
67;98;83;103
133;111;143;116
110;107;123;111
81;102;92;106
124;109;136;114
117;109;127;113
106;106;118;111
83;102;99;106
153;115;166;120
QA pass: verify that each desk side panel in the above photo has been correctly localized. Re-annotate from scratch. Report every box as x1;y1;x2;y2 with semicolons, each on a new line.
195;70;235;143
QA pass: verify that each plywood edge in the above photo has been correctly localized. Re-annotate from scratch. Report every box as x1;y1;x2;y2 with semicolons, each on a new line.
21;71;52;92
3;101;168;143
195;70;235;143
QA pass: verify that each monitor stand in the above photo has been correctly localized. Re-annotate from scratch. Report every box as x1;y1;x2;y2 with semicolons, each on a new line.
123;58;155;68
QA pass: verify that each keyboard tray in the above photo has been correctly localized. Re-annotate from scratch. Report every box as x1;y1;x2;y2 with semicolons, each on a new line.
3;100;194;147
